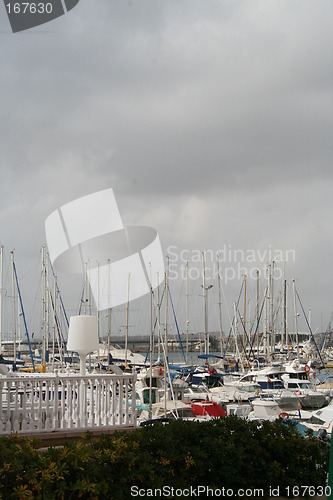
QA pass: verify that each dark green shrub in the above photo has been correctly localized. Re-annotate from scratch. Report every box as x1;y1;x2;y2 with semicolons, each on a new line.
0;418;329;499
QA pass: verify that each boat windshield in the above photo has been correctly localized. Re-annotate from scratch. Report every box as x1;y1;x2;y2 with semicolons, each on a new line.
238;384;260;393
308;415;326;425
204;376;224;388
196;383;211;393
298;382;312;389
185;386;208;395
287;381;312;390
176;408;196;418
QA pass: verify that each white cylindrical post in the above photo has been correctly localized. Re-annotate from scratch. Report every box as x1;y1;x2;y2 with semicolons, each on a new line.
67;315;99;425
79;353;86;376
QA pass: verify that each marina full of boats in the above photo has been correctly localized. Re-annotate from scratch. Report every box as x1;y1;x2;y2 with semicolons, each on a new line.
0;245;333;440
1;335;333;441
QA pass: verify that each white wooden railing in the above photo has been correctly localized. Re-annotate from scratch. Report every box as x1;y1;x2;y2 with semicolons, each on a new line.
0;370;137;435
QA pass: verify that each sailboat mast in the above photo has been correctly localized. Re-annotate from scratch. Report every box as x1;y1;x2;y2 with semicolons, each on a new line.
84;262;88;315
163;257;169;418
96;262;100;372
293;279;299;357
41;245;47;363
149;265;154;420
283;279;287;349
286;281;290;355
107;259;111;369
11;250;17;361
46;251;50;355
125;273;130;367
267;264;271;360
17;293;21;358
164;257;169;361
263;281;269;362
256;270;260;358
185;259;189;363
157;272;161;360
202;252;209;355
233;301;243;371
52;274;57;370
217;256;224;357
149;263;154;363
271;261;275;354
0;245;3;355
243;273;247;363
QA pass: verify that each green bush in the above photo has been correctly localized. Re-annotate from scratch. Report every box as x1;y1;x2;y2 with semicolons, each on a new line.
0;418;329;499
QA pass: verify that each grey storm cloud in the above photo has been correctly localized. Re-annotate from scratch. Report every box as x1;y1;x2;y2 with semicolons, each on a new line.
0;0;332;335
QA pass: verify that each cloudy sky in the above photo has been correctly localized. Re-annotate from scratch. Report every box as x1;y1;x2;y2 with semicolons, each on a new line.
0;1;332;342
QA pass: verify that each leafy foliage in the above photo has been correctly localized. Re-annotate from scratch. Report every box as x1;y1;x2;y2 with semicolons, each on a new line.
0;418;329;499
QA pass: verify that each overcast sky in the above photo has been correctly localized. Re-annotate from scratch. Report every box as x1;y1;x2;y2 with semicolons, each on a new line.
0;1;332;342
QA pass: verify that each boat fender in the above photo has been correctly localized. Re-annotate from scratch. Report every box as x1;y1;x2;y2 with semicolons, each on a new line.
159;367;163;376
278;412;289;419
304;365;310;375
